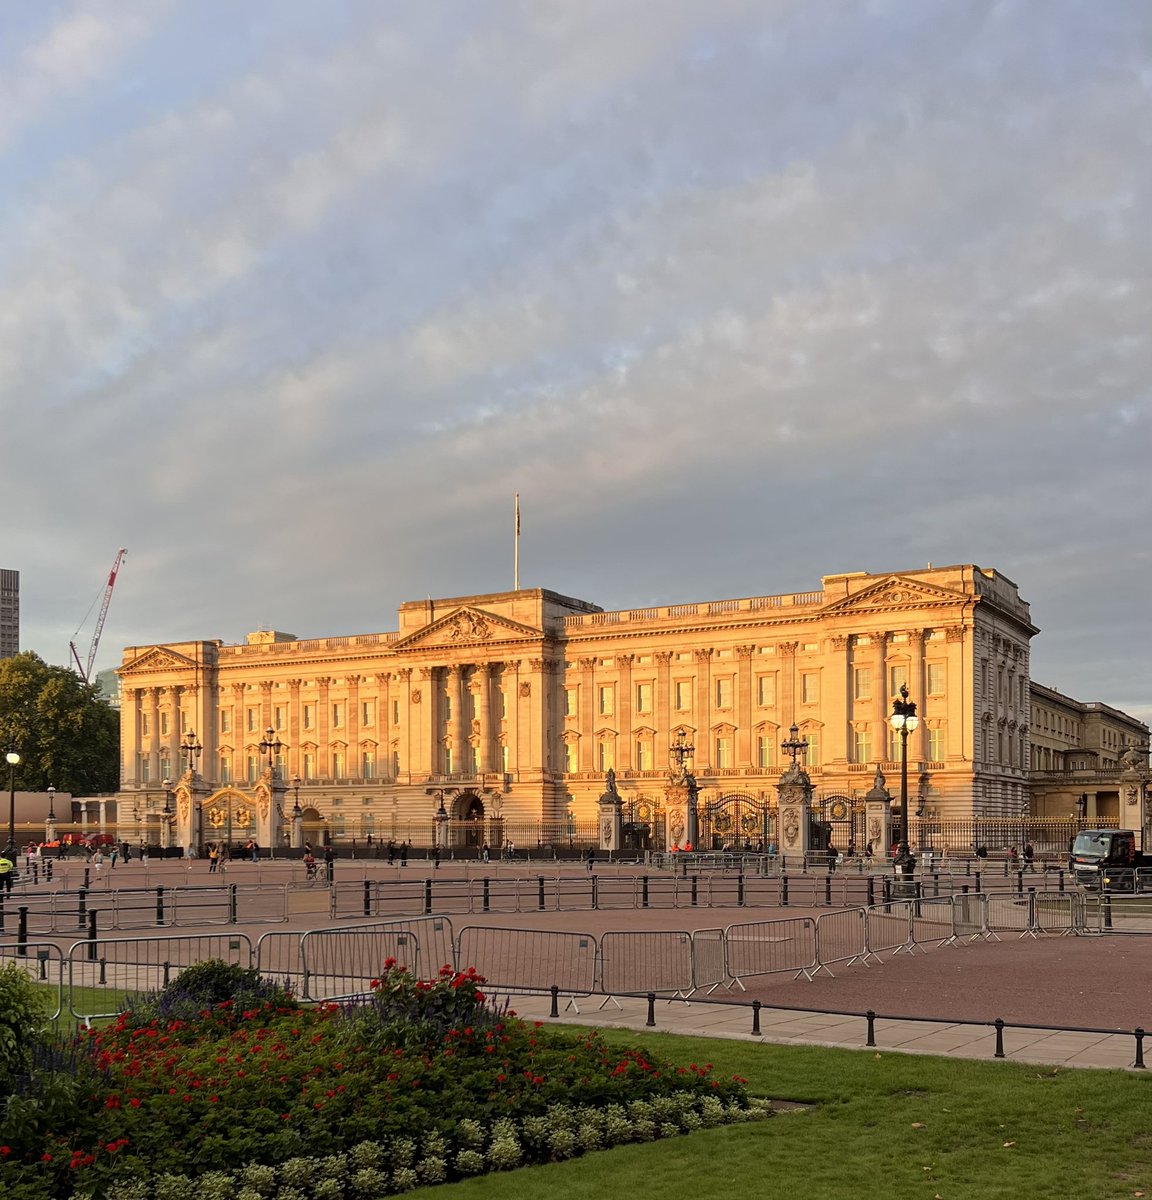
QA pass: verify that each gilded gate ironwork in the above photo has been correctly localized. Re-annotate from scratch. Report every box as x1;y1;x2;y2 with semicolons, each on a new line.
701;792;771;852
816;794;866;856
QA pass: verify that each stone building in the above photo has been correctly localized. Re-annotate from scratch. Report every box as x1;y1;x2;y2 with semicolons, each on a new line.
113;564;1148;852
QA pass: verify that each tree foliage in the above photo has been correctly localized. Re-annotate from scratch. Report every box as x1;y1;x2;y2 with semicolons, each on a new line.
0;652;119;793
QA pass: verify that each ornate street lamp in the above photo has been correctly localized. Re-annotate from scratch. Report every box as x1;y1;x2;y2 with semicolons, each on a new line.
290;776;303;850
259;726;284;778
162;778;174;849
46;783;58;843
889;684;920;885
5;749;21;856
182;731;202;776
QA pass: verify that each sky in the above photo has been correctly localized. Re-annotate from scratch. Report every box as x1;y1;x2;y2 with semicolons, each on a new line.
1;0;1149;726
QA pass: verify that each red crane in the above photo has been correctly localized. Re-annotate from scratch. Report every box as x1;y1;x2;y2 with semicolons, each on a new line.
70;548;127;683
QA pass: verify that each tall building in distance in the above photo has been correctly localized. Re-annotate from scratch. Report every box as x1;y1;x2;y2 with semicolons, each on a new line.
0;569;18;659
115;564;1149;851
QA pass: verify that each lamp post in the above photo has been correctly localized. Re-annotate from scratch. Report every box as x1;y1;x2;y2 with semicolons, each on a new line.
434;796;449;860
291;776;303;849
889;684;920;887
162;778;174;850
259;726;283;779
6;750;21;856
182;731;202;776
46;783;57;844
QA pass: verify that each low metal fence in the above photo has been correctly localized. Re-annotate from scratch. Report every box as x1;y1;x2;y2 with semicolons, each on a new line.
815;908;868;969
457;926;598;1001
599;930;696;998
724;917;820;986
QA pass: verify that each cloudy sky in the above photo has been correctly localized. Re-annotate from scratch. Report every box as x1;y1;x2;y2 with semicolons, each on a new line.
2;0;1149;724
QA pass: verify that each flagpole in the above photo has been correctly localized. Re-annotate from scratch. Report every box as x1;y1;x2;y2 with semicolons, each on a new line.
514;493;520;591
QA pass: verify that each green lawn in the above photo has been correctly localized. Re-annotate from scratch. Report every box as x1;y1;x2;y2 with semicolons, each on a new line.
421;1029;1152;1200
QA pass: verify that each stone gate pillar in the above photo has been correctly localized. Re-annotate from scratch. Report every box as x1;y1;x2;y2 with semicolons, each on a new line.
863;765;893;859
598;769;622;852
776;724;814;859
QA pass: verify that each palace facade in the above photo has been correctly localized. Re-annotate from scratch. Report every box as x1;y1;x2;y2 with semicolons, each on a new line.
114;564;1149;851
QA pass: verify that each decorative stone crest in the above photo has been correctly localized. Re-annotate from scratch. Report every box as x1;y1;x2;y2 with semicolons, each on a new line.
449;611;491;642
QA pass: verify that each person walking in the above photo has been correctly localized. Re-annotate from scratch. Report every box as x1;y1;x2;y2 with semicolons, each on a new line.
324;844;335;883
387;839;396;865
1023;842;1036;873
585;846;595;872
400;841;409;867
432;844;441;870
480;842;490;863
0;851;13;895
207;843;219;873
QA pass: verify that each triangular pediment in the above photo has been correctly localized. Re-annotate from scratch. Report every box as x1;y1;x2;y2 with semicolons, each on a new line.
118;646;199;676
391;606;543;651
822;575;970;616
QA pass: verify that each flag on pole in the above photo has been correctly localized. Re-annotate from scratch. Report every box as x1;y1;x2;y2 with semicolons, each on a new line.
514;493;520;590
515;492;520;536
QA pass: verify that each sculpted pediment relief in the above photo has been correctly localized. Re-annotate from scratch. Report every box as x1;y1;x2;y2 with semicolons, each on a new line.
822;575;969;615
391;606;543;652
118;647;199;676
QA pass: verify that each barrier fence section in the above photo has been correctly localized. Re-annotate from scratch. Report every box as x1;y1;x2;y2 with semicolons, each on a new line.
298;927;424;1001
864;903;913;957
456;926;597;1001
690;927;727;994
599;931;695;998
724;917;819;986
65;933;255;1023
0;940;64;1018
911;897;956;949
815;909;868;970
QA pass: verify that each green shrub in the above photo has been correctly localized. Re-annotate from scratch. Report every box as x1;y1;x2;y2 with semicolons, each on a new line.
124;960;295;1026
0;963;50;1087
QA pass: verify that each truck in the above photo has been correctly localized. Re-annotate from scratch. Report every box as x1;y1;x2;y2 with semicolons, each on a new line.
1071;829;1152;892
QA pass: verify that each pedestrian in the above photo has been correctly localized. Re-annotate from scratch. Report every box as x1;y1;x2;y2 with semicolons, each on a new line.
1023;842;1035;873
432;844;441;870
324;844;335;883
207;843;219;873
120;840;131;863
93;849;105;876
387;839;396;865
1007;845;1019;867
585;846;595;872
0;850;13;894
865;841;874;861
109;844;119;868
480;842;490;863
250;839;260;863
400;841;409;867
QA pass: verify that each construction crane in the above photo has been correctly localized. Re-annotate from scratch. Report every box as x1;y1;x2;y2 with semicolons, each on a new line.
70;548;127;684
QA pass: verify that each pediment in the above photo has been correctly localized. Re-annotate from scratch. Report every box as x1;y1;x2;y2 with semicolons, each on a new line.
118;646;199;676
822;575;970;616
391;606;543;651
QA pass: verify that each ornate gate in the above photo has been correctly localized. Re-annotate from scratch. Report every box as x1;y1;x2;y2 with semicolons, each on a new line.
816;794;865;855
701;792;771;852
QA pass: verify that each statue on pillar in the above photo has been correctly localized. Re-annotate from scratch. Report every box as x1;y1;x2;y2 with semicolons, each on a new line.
598;769;623;852
1119;742;1152;851
863;764;893;860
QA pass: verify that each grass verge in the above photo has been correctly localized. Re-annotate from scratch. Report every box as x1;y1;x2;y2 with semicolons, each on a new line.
421;1029;1152;1200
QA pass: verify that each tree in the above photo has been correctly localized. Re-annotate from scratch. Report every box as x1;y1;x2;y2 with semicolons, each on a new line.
0;652;119;793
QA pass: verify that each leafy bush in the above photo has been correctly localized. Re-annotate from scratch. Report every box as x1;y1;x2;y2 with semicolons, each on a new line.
124;960;296;1026
0;962;50;1090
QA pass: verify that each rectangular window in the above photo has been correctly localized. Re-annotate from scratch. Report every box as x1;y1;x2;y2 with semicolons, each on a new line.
804;730;819;766
332;816;346;837
274;705;285;731
635;738;653;770
498;689;507;719
444;694;453;721
756;735;775;770
598;685;614;716
853;728;871;763
890;664;908;698
246;755;258;784
391;750;400;777
274;751;286;780
219;709;231;734
392;700;400;725
471;746;480;774
674;681;692;711
160;711;170;736
756;675;776;707
141;712;151;737
361;701;374;727
563;742;577;773
565;688;577;717
853;667;871;701
501;744;509;773
715;735;733;768
467;692;477;721
715;678;733;709
598;740;615;771
303;703;314;730
303;752;315;781
362;750;375;779
181;711;189;735
928;726;945;761
247;708;258;733
332;750;345;778
635;682;653;713
218;754;231;784
160;756;172;779
444;747;453;774
332;703;344;729
927;663;946;695
801;672;819;704
139;756;151;783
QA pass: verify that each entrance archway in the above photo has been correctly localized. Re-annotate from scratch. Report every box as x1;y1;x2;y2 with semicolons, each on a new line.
701;792;770;852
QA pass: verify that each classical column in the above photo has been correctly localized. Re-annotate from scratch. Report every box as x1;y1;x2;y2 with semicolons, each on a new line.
694;649;713;771
161;687;177;782
579;657;596;773
287;680;303;778
123;688;142;785
654;652;673;770
908;630;927;763
826;636;849;767
447;665;466;774
616;654;634;773
346;675;361;776
316;677;332;777
871;632;888;763
259;681;274;737
778;642;798;724
735;646;755;768
476;662;494;774
394;668;413;782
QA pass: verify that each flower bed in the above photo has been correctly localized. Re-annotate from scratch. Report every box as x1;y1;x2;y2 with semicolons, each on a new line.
0;960;769;1199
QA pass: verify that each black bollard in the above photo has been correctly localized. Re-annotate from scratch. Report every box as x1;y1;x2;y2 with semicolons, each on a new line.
229;883;238;924
690;875;698;907
550;985;560;1019
482;877;491;913
824;875;832;906
78;886;88;929
866;1010;877;1047
537;876;546;911
17;905;28;956
994;1018;1005;1059
781;875;789;906
156;886;165;926
646;992;656;1028
738;873;745;907
591;874;598;910
87;909;99;961
423;879;433;915
1135;1028;1146;1070
751;999;761;1036
866;875;875;907
642;875;650;908
362;881;372;918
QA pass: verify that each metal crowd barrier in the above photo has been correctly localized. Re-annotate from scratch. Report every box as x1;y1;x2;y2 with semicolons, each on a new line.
599;931;695;998
815;908;869;970
457;926;597;1001
724;917;820;986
